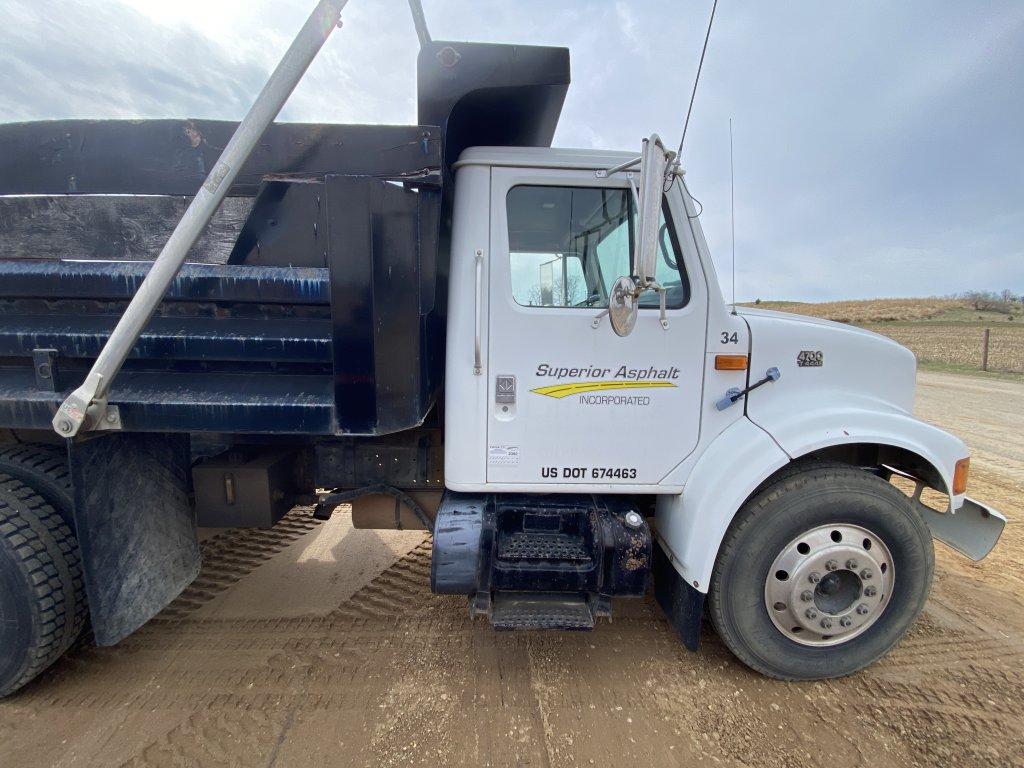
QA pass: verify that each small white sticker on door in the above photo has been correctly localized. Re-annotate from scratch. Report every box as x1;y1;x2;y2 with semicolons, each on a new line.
488;445;520;466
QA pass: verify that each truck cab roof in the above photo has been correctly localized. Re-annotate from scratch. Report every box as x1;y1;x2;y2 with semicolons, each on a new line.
454;146;638;172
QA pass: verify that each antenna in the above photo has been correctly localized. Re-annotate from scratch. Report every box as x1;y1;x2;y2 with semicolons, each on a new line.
729;117;736;313
676;0;719;161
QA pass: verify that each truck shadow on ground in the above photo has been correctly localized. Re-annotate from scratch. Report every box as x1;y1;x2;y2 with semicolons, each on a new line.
1;506;1022;768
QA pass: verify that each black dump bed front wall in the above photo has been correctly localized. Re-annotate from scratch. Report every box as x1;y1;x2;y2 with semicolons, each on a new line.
0;41;569;436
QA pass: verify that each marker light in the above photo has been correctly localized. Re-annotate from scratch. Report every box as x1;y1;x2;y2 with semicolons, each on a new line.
715;354;748;371
952;458;970;495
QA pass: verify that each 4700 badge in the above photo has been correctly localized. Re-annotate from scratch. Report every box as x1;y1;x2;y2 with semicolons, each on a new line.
541;466;638;479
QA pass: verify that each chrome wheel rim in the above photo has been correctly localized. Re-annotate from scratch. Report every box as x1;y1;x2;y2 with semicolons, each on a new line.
764;523;894;647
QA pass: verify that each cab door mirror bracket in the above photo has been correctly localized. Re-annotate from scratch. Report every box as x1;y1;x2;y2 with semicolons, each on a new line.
595;134;675;337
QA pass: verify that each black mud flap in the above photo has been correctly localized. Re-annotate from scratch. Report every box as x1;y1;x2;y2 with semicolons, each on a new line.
68;433;199;645
653;544;705;652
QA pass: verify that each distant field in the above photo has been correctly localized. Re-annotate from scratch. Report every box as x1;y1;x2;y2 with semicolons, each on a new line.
747;299;1024;375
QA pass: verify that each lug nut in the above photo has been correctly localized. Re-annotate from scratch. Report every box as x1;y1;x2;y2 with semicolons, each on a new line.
825;559;839;571
840;616;853;628
805;608;818;620
820;618;833;629
624;511;644;529
800;590;814;602
856;603;870;615
861;569;873;580
808;572;821;584
864;586;877;597
846;559;859;570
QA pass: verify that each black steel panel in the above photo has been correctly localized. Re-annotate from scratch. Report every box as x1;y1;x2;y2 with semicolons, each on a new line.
418;41;570;167
326;175;440;434
227;180;329;267
315;431;444;488
68;433;199;645
0;120;441;196
0;369;336;434
0;315;332;363
0;260;329;304
0;195;251;264
326;176;377;434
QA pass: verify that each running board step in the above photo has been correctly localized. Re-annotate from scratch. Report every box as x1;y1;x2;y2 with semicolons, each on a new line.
497;530;591;563
489;592;595;631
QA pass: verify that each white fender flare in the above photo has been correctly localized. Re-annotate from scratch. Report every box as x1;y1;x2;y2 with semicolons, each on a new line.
655;409;972;594
655;418;789;594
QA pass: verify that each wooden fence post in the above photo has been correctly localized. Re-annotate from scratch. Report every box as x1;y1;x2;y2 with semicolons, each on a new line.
982;328;990;371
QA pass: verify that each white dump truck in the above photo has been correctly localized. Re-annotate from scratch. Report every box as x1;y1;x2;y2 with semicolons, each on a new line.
0;0;1004;696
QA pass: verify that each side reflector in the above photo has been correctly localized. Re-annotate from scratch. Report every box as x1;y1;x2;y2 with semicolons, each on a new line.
952;458;970;495
715;355;748;371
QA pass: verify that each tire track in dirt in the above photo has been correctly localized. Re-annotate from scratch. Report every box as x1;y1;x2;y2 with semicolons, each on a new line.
158;508;323;618
117;709;291;768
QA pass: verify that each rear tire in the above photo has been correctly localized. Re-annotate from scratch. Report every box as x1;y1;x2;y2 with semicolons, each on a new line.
0;474;87;697
708;462;934;680
0;443;75;524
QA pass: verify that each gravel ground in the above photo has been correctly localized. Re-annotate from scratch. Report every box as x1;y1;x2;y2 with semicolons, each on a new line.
0;370;1020;768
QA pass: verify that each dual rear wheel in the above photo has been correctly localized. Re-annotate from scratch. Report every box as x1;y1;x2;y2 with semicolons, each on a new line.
0;445;87;698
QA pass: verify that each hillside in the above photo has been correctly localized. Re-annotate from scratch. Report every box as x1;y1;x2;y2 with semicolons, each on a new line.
744;298;1024;376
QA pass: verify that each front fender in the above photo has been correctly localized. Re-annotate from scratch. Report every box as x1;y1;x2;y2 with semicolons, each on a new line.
750;398;968;509
654;417;789;594
655;405;977;596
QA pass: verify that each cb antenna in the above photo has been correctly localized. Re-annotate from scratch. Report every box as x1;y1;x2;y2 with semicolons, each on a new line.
676;0;719;161
729;117;736;313
408;0;431;47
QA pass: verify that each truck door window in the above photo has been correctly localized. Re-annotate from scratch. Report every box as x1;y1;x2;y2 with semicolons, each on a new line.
506;184;688;309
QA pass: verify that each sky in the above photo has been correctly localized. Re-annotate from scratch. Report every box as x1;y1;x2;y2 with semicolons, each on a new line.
1;0;1021;302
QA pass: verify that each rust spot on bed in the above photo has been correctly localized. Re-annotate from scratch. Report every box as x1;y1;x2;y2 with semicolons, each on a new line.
183;121;203;149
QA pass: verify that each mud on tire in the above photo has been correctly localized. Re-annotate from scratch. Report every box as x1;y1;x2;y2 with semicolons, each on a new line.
0;474;87;697
708;462;934;681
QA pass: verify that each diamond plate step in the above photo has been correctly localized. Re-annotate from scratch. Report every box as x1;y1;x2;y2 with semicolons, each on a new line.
490;592;594;631
497;532;590;563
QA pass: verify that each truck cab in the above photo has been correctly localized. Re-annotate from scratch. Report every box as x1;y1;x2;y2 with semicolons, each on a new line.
445;147;737;493
430;142;1005;675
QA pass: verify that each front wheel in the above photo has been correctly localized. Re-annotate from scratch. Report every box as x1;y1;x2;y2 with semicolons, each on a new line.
708;462;934;680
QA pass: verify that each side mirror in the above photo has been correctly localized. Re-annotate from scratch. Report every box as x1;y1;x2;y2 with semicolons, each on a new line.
605;134;674;338
633;134;671;286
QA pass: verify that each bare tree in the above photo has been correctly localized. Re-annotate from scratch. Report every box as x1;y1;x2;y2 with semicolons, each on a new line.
963;290;1016;314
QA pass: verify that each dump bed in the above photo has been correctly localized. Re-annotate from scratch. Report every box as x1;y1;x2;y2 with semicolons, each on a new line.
0;41;569;436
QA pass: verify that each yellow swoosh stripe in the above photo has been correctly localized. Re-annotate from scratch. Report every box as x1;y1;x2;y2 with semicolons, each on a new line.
531;380;678;398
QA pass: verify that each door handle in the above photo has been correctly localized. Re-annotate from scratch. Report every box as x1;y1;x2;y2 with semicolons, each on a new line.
473;248;484;375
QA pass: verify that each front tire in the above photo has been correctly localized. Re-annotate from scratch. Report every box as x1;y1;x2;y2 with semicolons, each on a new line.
708;462;934;680
0;474;87;697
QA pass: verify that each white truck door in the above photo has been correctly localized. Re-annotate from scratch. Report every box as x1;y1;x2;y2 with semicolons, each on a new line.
486;167;708;488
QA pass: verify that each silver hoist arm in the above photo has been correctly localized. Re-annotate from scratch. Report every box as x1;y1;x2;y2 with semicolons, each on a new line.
52;0;350;438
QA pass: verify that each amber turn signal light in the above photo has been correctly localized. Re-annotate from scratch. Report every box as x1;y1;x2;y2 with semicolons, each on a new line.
952;457;970;495
715;354;748;371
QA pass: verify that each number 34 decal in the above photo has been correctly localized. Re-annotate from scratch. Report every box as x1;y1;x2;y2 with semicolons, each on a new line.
720;331;739;344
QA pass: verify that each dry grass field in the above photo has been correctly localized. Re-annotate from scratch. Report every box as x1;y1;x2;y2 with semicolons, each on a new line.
751;298;961;324
751;298;1024;375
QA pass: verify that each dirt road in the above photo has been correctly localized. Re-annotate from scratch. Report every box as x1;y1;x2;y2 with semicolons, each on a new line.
1;371;1021;767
